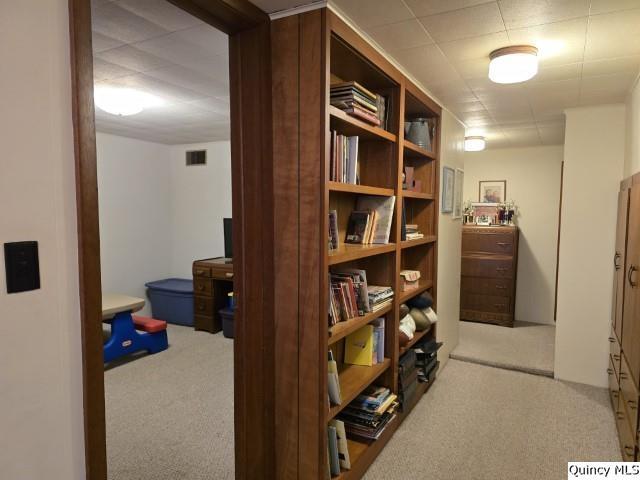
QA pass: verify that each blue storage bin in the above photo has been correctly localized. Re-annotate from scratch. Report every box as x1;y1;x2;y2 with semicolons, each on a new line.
145;278;194;326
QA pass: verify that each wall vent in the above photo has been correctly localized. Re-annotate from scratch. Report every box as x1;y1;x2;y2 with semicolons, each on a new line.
186;150;207;166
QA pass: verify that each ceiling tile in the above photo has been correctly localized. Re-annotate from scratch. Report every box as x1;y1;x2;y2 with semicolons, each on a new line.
99;73;208;104
333;0;414;28
584;9;640;60
391;44;462;85
498;0;590;29
530;63;582;83
578;89;628;105
452;57;490;79
92;1;170;44
461;109;495;126
589;0;640;15
418;2;505;43
92;31;125;53
143;65;228;97
580;72;637;96
93;58;138;82
506;18;588;67
115;0;203;31
96;44;171;72
438;31;509;62
368;19;434;52
582;55;640;77
404;0;495;17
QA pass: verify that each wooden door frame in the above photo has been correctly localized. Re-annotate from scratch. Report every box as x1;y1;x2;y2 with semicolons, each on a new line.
67;1;270;478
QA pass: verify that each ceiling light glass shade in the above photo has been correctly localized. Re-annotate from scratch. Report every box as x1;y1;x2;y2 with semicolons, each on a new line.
488;45;538;84
94;86;164;116
465;136;486;152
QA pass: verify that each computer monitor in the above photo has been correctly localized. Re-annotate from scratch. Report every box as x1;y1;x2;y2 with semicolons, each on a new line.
223;218;232;259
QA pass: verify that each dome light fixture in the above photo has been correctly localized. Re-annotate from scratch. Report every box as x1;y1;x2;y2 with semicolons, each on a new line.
94;86;164;116
488;45;538;84
465;136;486;152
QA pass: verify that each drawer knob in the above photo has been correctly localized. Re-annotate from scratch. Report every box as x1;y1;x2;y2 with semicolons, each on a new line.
494;304;506;308
612;391;619;398
198;285;205;291
225;272;234;278
196;270;207;276
609;337;615;343
625;446;635;456
614;354;620;361
628;400;637;410
496;267;508;271
497;242;508;246
607;368;614;375
495;285;507;290
617;412;625;420
621;373;628;380
198;304;205;311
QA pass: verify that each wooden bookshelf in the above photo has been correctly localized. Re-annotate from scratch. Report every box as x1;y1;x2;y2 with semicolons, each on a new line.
400;328;431;355
267;9;442;479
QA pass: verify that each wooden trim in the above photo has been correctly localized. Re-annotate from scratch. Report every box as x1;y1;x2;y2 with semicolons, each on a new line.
167;0;268;34
68;1;107;479
553;161;564;322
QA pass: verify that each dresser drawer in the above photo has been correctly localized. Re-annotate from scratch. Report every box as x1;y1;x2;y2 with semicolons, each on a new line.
194;296;214;316
461;293;511;314
461;276;512;296
609;356;620;402
194;277;213;297
193;265;212;278
610;331;622;376
461;257;514;279
462;232;514;255
615;403;637;461
620;354;639;435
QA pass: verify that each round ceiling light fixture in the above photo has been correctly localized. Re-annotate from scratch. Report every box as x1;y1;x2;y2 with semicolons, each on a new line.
94;86;164;116
488;45;538;84
465;136;486;152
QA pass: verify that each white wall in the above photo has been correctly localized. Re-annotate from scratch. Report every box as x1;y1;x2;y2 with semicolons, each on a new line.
96;137;232;306
463;146;563;325
169;142;232;277
0;1;85;478
436;110;465;366
555;104;626;387
97;133;172;315
626;76;640;177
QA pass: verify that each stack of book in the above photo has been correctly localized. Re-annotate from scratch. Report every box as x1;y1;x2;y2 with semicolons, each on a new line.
338;385;398;442
343;320;385;366
368;285;393;312
405;224;424;241
344;196;396;245
330;131;359;184
329;269;370;325
330;81;385;127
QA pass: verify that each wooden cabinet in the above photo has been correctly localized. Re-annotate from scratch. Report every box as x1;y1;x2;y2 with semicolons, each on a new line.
460;226;519;327
192;257;233;334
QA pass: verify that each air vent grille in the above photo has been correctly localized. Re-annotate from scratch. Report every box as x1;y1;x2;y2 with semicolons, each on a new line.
186;150;207;166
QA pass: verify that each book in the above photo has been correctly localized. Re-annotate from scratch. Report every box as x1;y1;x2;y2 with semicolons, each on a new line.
328;350;342;405
329;131;359;184
344;105;381;126
329;210;339;250
345;211;370;244
344;325;374;366
329;419;351;470
355;195;396;244
373;317;385;364
330;81;377;102
328;425;340;476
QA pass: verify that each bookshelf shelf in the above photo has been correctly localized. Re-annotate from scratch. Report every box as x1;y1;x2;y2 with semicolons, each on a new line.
328;358;391;421
400;236;437;249
403;140;436;159
329;182;395;197
329;304;393;346
398;280;434;304
329;106;397;142
400;328;431;356
401;190;435;200
328;243;396;265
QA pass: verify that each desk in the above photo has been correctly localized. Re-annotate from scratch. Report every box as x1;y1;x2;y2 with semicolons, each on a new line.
102;293;168;362
192;257;233;333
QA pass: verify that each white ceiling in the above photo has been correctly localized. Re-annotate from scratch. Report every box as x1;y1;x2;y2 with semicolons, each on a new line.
331;0;640;148
92;0;230;144
93;0;640;149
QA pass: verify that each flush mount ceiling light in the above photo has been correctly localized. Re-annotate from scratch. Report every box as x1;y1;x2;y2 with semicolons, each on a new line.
488;45;538;84
465;136;486;152
94;86;164;116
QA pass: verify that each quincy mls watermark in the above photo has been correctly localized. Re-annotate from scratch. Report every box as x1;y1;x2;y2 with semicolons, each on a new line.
568;462;640;479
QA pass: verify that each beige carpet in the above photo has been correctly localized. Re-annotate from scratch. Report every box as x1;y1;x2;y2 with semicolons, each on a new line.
106;326;617;480
450;320;555;376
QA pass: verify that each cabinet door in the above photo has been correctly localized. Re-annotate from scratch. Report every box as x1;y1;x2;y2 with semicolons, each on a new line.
623;186;640;386
614;189;630;340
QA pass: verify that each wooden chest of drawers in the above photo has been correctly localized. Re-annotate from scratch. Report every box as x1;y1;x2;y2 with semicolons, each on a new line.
460;225;519;327
193;257;234;333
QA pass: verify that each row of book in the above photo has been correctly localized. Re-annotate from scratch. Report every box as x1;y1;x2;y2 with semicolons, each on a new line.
328;268;393;324
344;195;395;245
330;81;389;130
330;132;359;184
338;385;398;442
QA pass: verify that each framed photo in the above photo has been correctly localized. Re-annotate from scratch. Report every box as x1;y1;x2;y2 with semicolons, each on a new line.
441;166;454;213
479;180;506;203
453;168;464;219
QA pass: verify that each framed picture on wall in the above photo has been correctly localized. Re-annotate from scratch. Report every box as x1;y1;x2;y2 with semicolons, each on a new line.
442;167;454;213
479;180;506;203
453;168;464;219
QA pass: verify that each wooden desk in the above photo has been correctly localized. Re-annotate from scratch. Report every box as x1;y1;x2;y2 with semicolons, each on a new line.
193;257;233;333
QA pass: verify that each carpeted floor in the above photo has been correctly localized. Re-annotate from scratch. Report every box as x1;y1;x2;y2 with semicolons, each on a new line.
106;325;617;480
450;320;555;376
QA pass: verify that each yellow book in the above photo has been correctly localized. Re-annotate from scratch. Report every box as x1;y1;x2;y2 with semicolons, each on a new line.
344;325;374;366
